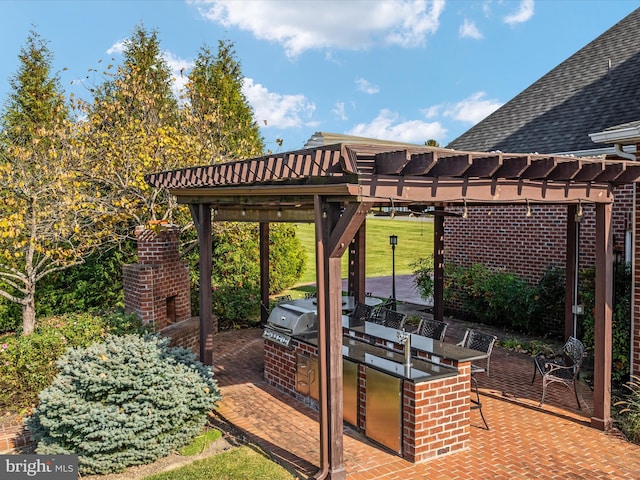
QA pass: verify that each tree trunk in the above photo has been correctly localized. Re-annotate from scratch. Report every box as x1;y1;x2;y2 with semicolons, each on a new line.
22;292;36;336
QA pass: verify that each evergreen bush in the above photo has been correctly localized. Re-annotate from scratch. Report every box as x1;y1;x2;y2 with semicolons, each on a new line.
25;334;221;475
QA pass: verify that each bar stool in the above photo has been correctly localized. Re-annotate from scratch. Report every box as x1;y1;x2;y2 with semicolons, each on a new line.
458;328;497;430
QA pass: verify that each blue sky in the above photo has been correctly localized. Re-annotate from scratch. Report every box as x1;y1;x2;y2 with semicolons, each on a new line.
1;0;639;153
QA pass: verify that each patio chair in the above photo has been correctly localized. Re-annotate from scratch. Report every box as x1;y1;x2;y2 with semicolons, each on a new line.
531;336;586;409
349;302;374;326
457;328;497;430
369;300;393;323
304;291;316;299
457;329;498;377
416;317;448;341
274;294;292;304
372;308;406;330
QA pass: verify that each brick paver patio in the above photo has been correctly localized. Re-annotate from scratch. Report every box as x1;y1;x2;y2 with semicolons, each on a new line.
212;322;640;479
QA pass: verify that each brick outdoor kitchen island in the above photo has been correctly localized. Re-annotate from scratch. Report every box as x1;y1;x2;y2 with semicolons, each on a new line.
263;309;487;463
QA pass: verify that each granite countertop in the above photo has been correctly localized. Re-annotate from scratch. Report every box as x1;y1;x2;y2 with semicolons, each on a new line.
293;333;457;383
346;321;489;364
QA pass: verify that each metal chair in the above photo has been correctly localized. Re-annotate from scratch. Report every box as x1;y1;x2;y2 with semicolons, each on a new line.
304;291;316;299
349;302;374;326
457;328;497;430
416;317;448;341
457;328;498;377
531;336;586;409
379;308;406;330
274;294;292;304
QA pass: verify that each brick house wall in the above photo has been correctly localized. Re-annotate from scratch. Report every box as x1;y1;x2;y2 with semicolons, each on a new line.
444;185;633;336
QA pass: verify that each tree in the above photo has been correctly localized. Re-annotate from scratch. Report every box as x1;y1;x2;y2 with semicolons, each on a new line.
185;40;264;161
184;41;306;324
84;24;188;229
0;31;110;335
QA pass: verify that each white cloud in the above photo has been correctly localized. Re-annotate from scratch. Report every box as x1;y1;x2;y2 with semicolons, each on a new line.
162;51;194;96
441;92;502;124
242;78;316;129
459;19;483;40
106;41;125;55
348;109;446;144
355;77;380;94
423;105;440;119
192;0;445;58
332;102;348;121
503;0;534;25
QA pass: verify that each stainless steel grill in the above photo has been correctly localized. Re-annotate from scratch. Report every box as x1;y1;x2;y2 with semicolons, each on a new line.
263;302;317;348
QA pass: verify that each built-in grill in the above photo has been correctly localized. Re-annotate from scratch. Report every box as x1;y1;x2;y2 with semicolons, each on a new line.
263;302;318;348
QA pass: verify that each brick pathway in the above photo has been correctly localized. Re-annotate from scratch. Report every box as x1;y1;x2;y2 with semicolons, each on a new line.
212;325;640;479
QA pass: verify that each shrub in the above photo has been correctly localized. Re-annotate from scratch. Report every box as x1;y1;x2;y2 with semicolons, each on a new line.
445;263;533;331
581;263;631;384
615;375;640;444
411;255;434;303
0;311;146;413
528;266;566;336
26;334;221;475
189;223;306;327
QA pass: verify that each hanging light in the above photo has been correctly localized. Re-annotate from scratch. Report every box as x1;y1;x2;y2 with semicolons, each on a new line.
277;208;282;218
461;199;468;219
576;199;584;219
525;199;532;217
241;207;246;216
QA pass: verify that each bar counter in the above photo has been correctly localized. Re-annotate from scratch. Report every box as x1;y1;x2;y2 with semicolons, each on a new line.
345;320;488;365
294;332;458;383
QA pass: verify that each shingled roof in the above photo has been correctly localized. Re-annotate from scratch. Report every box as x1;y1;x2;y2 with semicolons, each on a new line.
447;8;640;155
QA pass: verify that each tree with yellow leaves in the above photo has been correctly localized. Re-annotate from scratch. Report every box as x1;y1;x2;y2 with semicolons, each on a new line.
82;25;190;232
0;32;111;335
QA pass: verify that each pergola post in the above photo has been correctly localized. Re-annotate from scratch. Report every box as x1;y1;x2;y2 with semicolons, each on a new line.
433;207;445;322
190;204;213;366
347;223;366;303
565;205;578;340
259;222;270;325
592;202;613;430
314;197;346;480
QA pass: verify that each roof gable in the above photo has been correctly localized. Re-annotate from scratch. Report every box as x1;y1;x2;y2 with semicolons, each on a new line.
447;8;640;154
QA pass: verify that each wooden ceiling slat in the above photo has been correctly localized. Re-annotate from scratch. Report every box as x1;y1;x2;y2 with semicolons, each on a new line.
492;157;530;178
341;145;360;173
427;154;472;177
593;163;624;182
612;164;640;184
463;155;502;177
374;150;409;175
519;157;556;179
548;159;581;181
572;162;604;181
402;152;436;175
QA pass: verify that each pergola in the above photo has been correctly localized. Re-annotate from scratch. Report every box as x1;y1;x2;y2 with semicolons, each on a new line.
147;143;640;480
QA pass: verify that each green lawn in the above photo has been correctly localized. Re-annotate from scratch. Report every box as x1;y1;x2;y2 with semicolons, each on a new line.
143;445;297;480
293;216;435;286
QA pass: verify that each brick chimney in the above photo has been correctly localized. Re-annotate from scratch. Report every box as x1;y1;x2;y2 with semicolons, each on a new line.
123;224;191;330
